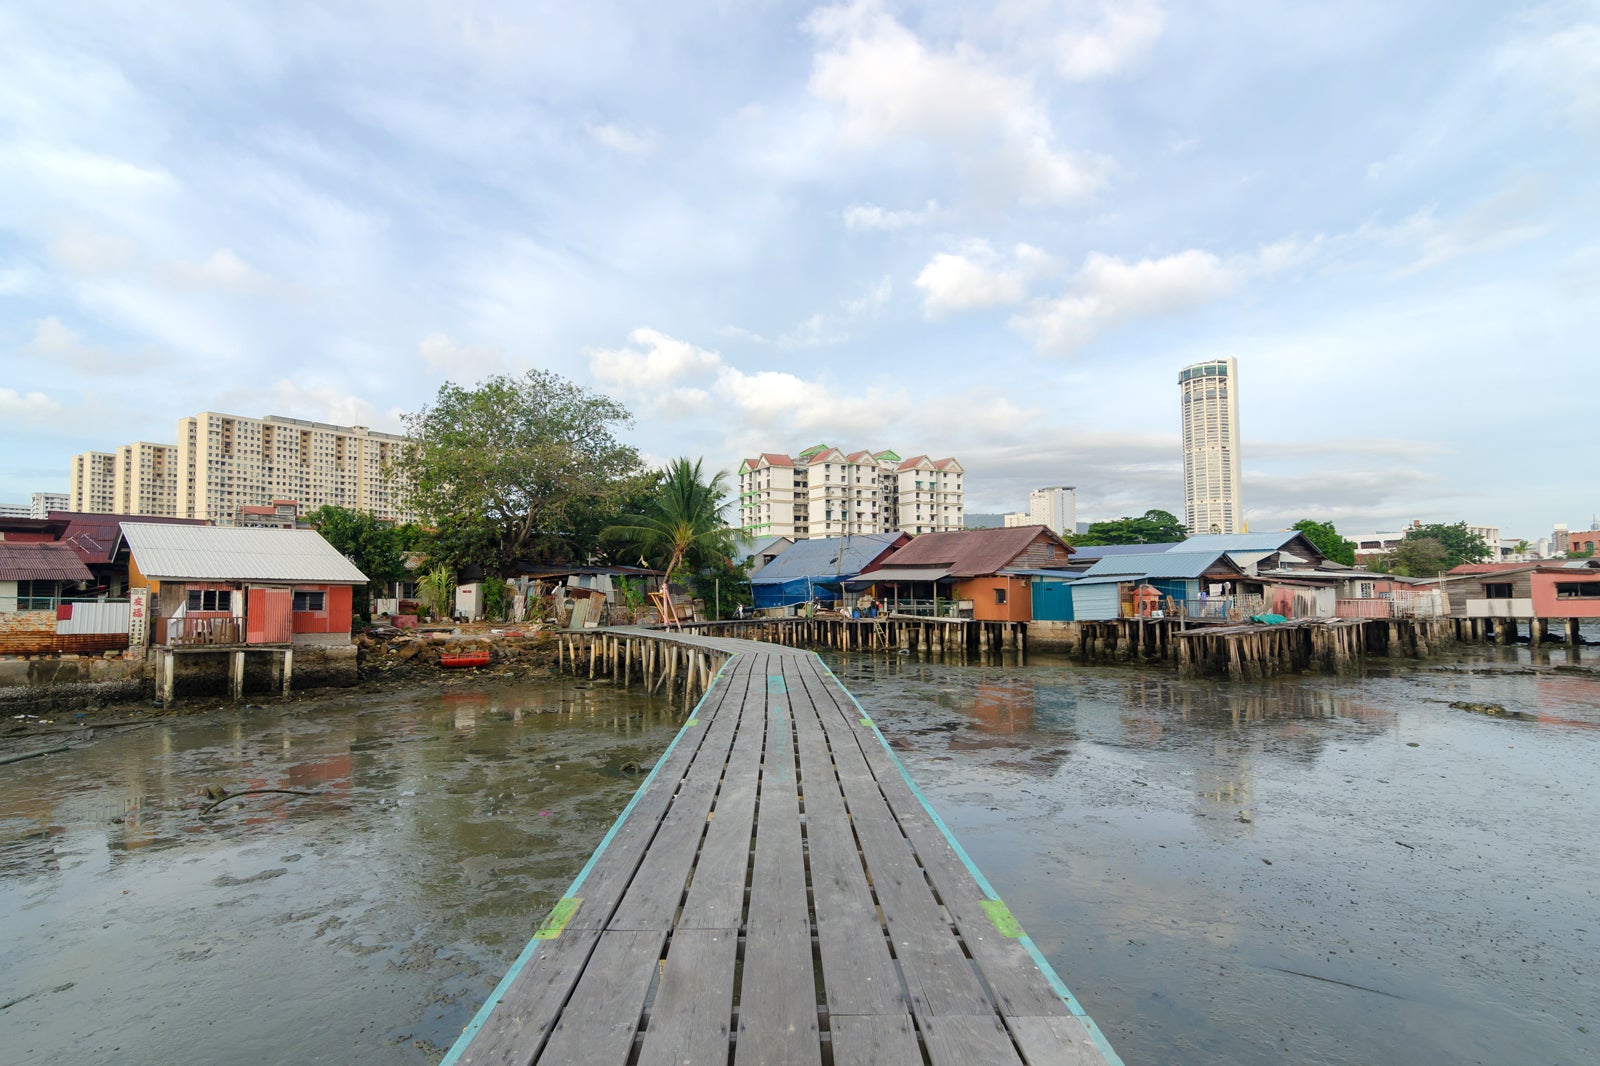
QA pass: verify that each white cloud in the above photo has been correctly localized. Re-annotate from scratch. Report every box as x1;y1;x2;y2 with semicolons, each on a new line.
0;387;63;422
589;327;898;436
1056;0;1166;80
915;240;1059;316
805;0;1108;203
1019;249;1235;352
588;121;658;155
777;274;894;348
1500;17;1600;132
168;248;275;292
51;222;138;275
843;199;939;231
27;317;123;372
417;332;508;381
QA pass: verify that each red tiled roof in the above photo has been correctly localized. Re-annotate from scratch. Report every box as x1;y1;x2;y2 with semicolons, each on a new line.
932;457;961;470
238;505;275;515
845;450;872;462
895;455;932;471
759;453;795;467
864;526;1070;579
0;541;94;583
805;448;845;465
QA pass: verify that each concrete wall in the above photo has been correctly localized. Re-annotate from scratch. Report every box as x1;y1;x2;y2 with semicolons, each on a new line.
0;654;145;711
1027;620;1080;651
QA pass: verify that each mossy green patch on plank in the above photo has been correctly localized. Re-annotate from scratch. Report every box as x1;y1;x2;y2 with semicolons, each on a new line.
533;897;582;939
981;898;1023;938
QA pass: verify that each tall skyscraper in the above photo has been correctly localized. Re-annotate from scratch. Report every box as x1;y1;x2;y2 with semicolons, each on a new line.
1179;358;1242;535
1028;486;1076;538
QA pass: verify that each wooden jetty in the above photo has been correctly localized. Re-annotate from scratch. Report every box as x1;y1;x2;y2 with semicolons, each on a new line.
443;630;1121;1066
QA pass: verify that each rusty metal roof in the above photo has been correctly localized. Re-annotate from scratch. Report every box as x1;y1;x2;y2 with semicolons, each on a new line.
0;542;94;583
118;522;369;584
865;526;1068;578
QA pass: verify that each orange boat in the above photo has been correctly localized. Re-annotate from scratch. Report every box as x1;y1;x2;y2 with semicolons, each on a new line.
439;651;491;668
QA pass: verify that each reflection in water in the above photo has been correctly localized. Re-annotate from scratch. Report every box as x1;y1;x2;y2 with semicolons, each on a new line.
0;678;682;1064
832;650;1600;1066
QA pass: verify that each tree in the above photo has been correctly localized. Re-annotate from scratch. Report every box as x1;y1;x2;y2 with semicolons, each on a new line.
1400;521;1492;571
1292;519;1356;566
1071;509;1188;547
600;457;737;587
304;505;423;620
400;370;643;574
1387;536;1448;577
418;564;455;620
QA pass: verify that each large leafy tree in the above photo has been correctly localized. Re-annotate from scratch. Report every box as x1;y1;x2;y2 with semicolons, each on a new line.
304;505;423;619
1072;509;1188;547
601;458;737;586
400;370;644;574
1384;536;1449;576
1401;521;1493;571
1292;519;1356;566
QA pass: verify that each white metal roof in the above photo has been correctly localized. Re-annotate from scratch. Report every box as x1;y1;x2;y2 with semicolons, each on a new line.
119;522;370;584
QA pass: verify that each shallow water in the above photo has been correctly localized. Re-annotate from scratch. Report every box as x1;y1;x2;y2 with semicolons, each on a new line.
830;645;1600;1066
3;647;1597;1065
0;680;682;1065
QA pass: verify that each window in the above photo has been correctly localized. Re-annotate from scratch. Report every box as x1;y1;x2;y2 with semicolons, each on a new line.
1482;583;1514;599
293;590;326;611
994;587;1007;605
187;588;232;612
1554;583;1600;599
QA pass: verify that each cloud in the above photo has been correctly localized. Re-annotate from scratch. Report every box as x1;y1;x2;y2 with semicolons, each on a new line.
167;248;276;292
777;274;894;348
0;387;63;422
843;199;939;231
26;317;124;372
417;332;508;381
1056;0;1166;80
51;222;138;275
915;240;1058;316
1499;15;1600;133
589;327;899;435
588;121;658;155
805;0;1108;203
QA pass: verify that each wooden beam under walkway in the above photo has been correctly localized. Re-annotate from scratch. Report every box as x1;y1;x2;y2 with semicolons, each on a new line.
442;629;1121;1066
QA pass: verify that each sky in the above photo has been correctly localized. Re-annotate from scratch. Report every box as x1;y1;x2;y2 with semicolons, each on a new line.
2;0;1596;539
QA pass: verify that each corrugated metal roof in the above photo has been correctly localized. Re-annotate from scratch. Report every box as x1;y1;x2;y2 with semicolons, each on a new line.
119;523;369;583
853;567;953;583
0;542;94;582
1166;532;1316;555
869;526;1070;578
1085;551;1241;579
1066;542;1183;560
1069;574;1134;587
750;532;907;584
50;511;211;565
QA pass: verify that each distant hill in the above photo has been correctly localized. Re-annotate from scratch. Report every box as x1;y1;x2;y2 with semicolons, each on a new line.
964;512;1005;529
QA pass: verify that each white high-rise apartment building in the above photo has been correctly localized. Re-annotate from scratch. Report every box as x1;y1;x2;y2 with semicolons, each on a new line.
29;492;68;518
69;452;117;513
114;442;180;517
176;412;412;523
1028;486;1077;538
737;446;963;539
1179;358;1243;535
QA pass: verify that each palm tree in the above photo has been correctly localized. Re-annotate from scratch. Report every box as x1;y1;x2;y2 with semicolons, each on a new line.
602;458;736;590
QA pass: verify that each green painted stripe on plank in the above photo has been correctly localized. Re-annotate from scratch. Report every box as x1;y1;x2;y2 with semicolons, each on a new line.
767;674;787;694
860;717;873;727
981;898;1023;938
533;897;582;939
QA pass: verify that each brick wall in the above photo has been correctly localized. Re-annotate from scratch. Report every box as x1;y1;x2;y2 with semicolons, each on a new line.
0;610;129;656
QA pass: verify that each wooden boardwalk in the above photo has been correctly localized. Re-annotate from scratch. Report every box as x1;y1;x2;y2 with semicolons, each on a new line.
443;632;1121;1066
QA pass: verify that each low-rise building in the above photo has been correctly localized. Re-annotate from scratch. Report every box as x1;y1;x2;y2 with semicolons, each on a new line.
855;525;1073;621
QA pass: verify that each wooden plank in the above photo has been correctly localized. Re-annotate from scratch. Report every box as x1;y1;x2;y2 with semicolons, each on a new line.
676;656;767;930
601;659;752;931
922;1015;1027;1066
1007;1015;1107;1066
537;929;666;1064
455;928;602;1066
829;1014;924;1066
734;665;822;1066
787;661;1000;1025
635;928;738;1066
800;658;1080;1024
783;658;908;1018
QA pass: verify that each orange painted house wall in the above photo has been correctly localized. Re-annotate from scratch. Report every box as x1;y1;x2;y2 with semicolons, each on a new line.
956;575;1033;622
291;584;354;635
